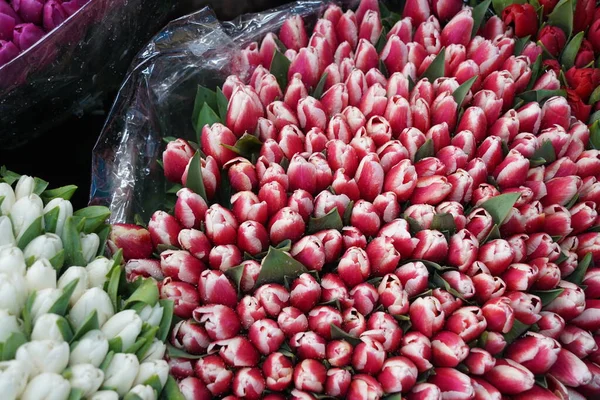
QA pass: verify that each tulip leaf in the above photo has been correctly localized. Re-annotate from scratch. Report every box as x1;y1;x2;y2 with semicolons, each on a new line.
503;319;531;344
22;291;36;336
155;299;174;343
0;332;27;361
527;55;543;91
126;338;147;356
407;259;455;272
70;310;99;343
514;36;531;56
195;103;221;139
74;206;111;234
166;343;205;359
561;31;584;70
192;86;217;129
431;272;468;301
224;264;246;294
99;350;115;373
48;278;79;316
66;388;84;400
311;73;329;99
378;59;389;78
144;374;164;394
414;139;435;163
270;49;291;89
547;0;573;39
565;193;579;209
56;316;74;342
216;168;233;210
479;193;521;225
107;264;123;312
471;0;492;37
517;89;567;104
535;375;548;389
96;225;111;258
308;208;343;234
330;324;362;346
185;151;208;203
590;121;600;149
416;368;435;384
375;32;387;53
492;0;526;15
41;185;78;203
452;76;477;109
588;86;600;106
0;167;20;185
32;177;49;196
430;213;456;235
532;288;564;307
222;133;263;161
405;216;423;235
566;252;593;286
133;326;159;359
482;224;501;243
216;87;229;121
343;200;354;226
123;393;143;400
529;140;557;167
44;207;61;234
16;215;43;250
160;376;186;400
108;336;123;353
254;246;308;288
61;216;86;267
125;278;159;308
420;47;445;82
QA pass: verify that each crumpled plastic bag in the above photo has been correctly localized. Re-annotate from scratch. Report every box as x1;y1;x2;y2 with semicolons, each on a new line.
90;1;357;223
0;0;175;148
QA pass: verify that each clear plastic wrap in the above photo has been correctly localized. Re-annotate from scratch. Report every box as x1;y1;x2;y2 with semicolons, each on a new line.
90;1;358;223
0;0;175;148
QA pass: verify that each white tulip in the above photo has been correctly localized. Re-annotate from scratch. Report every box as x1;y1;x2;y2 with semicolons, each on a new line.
89;391;119;400
0;360;29;400
86;257;113;288
81;232;100;263
0;182;16;215
0;244;25;276
21;372;70;400
69;287;114;331
102;353;140;396
128;385;157;400
23;233;63;262
100;310;143;351
139;303;164;327
0;272;27;316
69;363;104;397
141;339;166;362
133;360;169;389
31;314;68;342
30;288;62;323
43;198;73;237
25;258;57;292
10;194;44;242
57;266;88;306
14;175;34;200
0;217;15;246
16;340;69;375
69;330;109;368
0;310;22;342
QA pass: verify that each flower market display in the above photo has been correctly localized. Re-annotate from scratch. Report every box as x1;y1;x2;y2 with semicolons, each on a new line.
0;170;177;400
101;0;600;398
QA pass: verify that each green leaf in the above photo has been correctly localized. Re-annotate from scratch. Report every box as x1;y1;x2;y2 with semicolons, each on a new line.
44;207;60;234
108;336;123;353
414;139;435;163
144;374;164;394
254;246;308;288
431;272;468;301
482;224;501;243
162;136;177;144
107;264;122;312
67;388;84;400
48;278;79;316
375;31;387;53
529;140;557;167
99;351;114;373
378;58;389;78
16;215;43;249
343;200;354;227
535;375;548;389
70;310;99;343
191;86;217;128
471;0;492;37
311;73;328;99
123;394;143;400
479;193;521;225
532;288;564;307
73;206;111;233
492;0;526;14
56;317;74;342
270;49;291;89
548;0;573;39
0;167;20;184
452;76;477;109
566;252;593;286
195;103;221;138
160;376;186;400
221;133;263;160
216;87;229;121
561;31;584;70
96;225;110;257
1;332;27;361
588;85;600;106
420;48;445;82
514;35;531;56
224;264;246;293
308;208;343;234
167;343;205;359
185;152;207;202
565;193;579;209
405;216;423;235
527;54;543;91
41;185;78;202
330;324;362;346
33;177;49;195
517;89;567;103
134;326;159;359
125;278;159;308
22;291;36;336
61;216;86;268
430;213;456;235
590;121;600;149
503;319;532;344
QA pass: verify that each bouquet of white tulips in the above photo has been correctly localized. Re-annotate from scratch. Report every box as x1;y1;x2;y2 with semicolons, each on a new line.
0;169;178;400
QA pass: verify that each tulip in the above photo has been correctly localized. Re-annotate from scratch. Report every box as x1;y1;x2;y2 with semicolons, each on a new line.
69;287;115;330
280;15;308;51
0;272;26;317
133;359;169;390
102;353;140;396
21;372;70;400
0;309;21;343
0;359;30;400
162;139;195;183
288;47;321;89
248;319;286;355
67;364;104;397
428;367;474;399
410;296;445;338
570;299;600;331
430;330;469;367
68;329;109;367
407;383;442;400
43;197;74;237
10;193;43;242
293;359;327;393
194;355;232;395
0;217;14;247
99;310;143;351
0;244;25;276
464;348;495;375
548;348;592;388
0;39;17;67
16;340;69;376
349;282;379;316
289;330;326;360
262;352;293;391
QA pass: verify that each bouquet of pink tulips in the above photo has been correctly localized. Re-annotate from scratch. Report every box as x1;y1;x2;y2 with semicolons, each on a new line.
106;0;600;398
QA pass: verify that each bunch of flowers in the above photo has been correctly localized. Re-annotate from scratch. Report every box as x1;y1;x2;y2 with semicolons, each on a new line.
0;0;88;67
109;0;600;399
0;171;177;400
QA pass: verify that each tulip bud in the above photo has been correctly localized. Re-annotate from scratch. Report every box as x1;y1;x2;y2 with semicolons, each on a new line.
548;348;592;388
20;372;70;400
410;296;445;338
277;306;308;338
280;15;308;51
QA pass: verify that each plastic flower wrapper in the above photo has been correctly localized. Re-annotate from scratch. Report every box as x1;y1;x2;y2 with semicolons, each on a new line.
0;169;177;399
